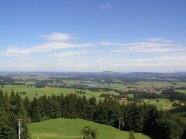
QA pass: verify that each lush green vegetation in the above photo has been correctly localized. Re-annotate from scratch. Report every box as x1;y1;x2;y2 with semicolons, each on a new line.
0;83;184;111
0;85;117;100
1;90;185;139
1;72;186;139
143;98;177;110
28;118;150;139
175;90;186;95
0;90;29;139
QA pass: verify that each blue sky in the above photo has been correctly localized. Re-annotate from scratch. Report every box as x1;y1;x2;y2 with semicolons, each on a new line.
0;0;186;72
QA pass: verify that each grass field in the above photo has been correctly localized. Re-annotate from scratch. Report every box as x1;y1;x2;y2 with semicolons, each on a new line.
0;85;118;100
28;118;151;139
63;80;95;85
175;89;186;95
109;83;128;91
135;81;172;88
173;82;186;88
143;98;177;110
134;81;186;88
0;85;176;110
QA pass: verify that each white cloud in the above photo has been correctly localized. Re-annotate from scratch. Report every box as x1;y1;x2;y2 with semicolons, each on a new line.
99;39;186;53
48;50;88;59
6;47;31;54
0;33;92;58
1;34;186;72
40;32;77;41
27;42;92;53
75;54;186;72
1;53;186;72
2;32;93;55
99;3;112;9
97;41;120;46
146;37;172;43
4;42;93;55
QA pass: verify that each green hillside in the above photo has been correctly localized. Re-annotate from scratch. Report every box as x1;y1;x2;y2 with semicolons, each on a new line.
28;118;151;139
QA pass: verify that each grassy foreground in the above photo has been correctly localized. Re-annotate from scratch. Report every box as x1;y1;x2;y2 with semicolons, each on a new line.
28;118;151;139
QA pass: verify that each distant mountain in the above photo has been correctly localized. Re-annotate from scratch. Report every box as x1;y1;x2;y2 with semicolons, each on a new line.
99;71;123;74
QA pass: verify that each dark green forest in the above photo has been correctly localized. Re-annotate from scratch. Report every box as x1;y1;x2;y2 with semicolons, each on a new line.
0;90;186;139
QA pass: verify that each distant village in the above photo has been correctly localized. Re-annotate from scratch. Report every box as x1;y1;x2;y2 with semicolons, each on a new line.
127;85;175;93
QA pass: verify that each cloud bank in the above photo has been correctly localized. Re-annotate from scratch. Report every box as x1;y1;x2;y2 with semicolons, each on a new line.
0;32;186;72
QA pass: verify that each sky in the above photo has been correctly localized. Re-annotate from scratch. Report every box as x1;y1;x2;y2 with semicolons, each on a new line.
0;0;186;72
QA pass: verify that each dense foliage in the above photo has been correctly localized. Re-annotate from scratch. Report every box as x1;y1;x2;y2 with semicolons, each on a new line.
0;89;186;139
128;131;136;139
132;89;186;101
81;126;99;139
0;90;29;139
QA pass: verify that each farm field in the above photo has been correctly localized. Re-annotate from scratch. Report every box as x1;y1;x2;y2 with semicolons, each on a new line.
28;118;151;139
63;80;186;89
143;98;177;110
63;80;96;85
0;84;179;110
175;89;186;94
135;81;173;88
128;81;186;88
0;85;118;100
1;79;185;111
109;83;128;91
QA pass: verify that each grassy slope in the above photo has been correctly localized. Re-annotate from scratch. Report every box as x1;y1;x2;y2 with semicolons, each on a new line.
28;118;151;139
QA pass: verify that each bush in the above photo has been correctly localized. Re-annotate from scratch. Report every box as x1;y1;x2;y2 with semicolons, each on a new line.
81;126;99;139
128;131;136;139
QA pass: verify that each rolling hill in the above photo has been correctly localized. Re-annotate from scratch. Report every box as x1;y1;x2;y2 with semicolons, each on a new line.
28;118;151;139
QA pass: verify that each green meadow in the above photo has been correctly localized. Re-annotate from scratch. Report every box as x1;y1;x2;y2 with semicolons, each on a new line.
28;118;151;139
0;85;177;110
143;98;177;110
0;85;117;100
132;81;186;88
175;89;186;95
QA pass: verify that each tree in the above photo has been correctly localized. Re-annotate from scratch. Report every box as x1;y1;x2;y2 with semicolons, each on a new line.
24;97;31;119
123;103;145;132
0;111;17;139
182;129;186;139
81;126;99;139
128;131;136;139
30;98;41;122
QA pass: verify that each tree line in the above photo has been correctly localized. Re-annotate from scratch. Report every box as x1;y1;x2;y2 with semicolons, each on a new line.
0;89;186;139
0;90;29;139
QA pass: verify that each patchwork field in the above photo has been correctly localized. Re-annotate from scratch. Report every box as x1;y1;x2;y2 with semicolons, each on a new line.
28;118;151;139
0;85;118;100
1;80;185;111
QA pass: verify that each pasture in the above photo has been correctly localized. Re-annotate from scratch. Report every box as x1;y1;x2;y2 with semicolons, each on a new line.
175;89;186;95
143;98;177;110
0;85;118;100
28;118;151;139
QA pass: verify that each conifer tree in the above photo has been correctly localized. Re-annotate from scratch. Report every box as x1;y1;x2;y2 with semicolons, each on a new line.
30;97;41;122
